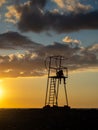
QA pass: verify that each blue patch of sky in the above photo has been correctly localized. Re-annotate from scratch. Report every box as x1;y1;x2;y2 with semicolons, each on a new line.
7;0;25;5
0;49;26;55
80;0;98;10
64;30;98;47
45;0;58;11
22;29;98;47
0;21;18;34
21;31;57;45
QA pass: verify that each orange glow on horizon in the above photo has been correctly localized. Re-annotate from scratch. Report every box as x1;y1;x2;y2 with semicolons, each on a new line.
0;71;98;108
0;80;4;99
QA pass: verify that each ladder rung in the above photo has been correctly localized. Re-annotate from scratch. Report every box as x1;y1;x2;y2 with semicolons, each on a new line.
50;89;55;91
49;95;54;96
49;95;54;97
50;85;55;88
50;90;55;92
49;99;54;101
50;92;54;94
50;97;53;99
50;88;54;89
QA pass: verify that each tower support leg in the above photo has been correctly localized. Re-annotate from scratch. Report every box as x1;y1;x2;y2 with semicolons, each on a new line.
64;83;69;106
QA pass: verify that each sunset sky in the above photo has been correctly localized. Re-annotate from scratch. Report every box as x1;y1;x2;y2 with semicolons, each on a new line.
0;0;98;108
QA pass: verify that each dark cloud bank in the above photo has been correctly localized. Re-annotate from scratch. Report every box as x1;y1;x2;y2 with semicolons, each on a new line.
15;0;98;33
0;31;42;49
0;31;98;78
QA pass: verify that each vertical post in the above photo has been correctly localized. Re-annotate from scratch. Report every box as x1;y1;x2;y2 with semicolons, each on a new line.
59;56;61;69
56;79;59;106
64;82;69;106
45;57;51;106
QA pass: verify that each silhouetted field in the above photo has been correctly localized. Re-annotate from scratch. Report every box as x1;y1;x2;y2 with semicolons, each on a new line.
0;108;98;130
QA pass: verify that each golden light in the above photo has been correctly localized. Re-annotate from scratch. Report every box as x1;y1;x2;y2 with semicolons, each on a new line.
0;87;3;99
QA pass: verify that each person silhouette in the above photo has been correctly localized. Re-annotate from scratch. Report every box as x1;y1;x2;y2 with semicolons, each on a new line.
56;70;64;84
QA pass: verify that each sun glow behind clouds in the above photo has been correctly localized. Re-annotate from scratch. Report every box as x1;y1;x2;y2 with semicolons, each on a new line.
0;80;4;100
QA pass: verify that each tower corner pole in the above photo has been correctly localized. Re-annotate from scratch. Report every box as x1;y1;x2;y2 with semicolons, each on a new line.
45;57;51;106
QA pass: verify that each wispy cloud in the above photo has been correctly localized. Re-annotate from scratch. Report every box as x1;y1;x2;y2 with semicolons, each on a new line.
62;36;80;47
53;0;92;14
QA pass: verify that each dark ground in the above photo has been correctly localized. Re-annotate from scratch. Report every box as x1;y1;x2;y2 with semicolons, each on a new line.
0;108;98;130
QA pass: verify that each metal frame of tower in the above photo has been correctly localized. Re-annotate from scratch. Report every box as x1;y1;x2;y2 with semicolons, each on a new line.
44;56;69;107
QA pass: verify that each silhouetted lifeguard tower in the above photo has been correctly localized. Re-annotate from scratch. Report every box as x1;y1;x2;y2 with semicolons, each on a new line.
44;56;69;108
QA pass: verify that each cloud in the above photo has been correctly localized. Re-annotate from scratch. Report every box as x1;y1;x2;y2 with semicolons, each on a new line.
4;0;98;33
0;0;6;7
62;36;80;46
14;0;98;33
16;0;47;32
53;0;92;14
0;52;46;78
5;5;21;24
0;31;43;50
0;39;98;77
87;43;98;52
